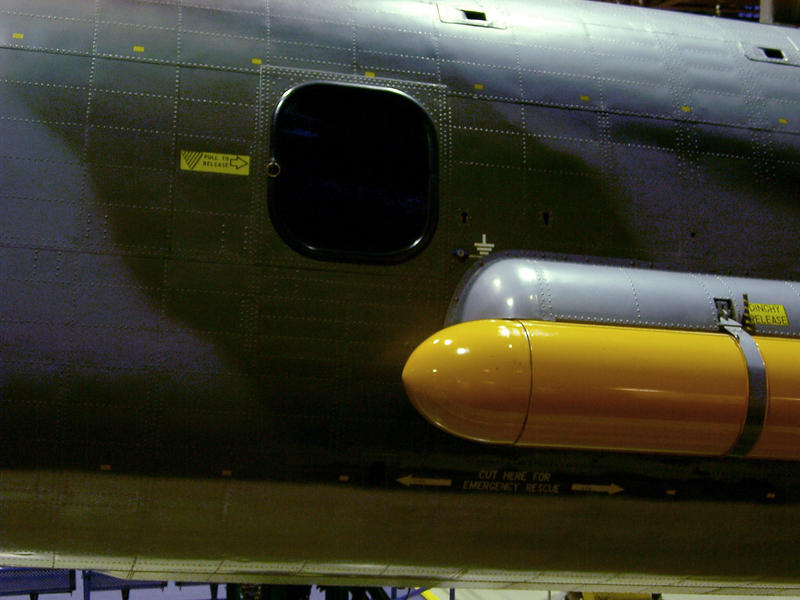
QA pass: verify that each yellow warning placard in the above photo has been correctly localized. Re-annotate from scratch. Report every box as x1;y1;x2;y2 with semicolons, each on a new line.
180;150;250;176
749;303;789;327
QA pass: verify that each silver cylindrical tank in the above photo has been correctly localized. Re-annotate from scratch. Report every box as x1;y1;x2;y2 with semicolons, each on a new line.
446;257;800;337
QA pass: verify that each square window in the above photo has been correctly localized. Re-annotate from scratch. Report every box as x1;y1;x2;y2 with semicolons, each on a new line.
269;82;438;263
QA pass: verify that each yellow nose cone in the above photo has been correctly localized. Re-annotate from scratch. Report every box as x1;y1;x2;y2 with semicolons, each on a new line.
402;320;532;444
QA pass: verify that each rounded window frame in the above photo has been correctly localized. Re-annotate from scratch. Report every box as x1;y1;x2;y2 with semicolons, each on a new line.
267;81;439;264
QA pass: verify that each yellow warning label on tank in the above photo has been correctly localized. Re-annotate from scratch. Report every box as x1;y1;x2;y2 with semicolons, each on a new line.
180;150;250;176
749;303;789;327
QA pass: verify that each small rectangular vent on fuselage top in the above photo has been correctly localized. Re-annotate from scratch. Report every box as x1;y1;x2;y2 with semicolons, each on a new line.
436;3;506;28
760;47;785;60
461;9;487;20
742;42;798;67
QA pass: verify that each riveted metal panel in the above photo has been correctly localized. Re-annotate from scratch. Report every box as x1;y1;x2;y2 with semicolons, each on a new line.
179;67;259;104
772;131;800;162
87;127;173;169
443;61;521;99
269;0;351;23
2;13;94;53
453;128;524;167
91;90;174;132
94;165;173;211
604;80;678;118
10;0;94;18
594;47;670;88
270;39;353;74
181;30;266;70
1;81;87;123
451;96;523;130
94;58;176;95
355;25;439;80
0;120;83;161
269;15;350;47
99;0;179;28
521;70;602;110
758;65;800;103
763;98;800;132
177;98;256;140
524;104;600;140
0;49;92;86
451;161;523;199
517;45;593;85
528;137;605;174
362;2;435;30
685;87;751;125
95;22;178;62
448;257;800;338
181;5;265;38
356;51;439;82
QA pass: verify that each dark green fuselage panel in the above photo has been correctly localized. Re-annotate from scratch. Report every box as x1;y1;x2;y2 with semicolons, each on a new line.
3;0;800;589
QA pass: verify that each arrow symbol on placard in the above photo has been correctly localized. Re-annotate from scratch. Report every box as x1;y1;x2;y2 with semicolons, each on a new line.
230;156;249;170
397;475;452;488
570;483;624;495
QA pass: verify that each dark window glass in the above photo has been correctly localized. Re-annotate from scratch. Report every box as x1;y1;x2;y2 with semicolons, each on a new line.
269;82;437;262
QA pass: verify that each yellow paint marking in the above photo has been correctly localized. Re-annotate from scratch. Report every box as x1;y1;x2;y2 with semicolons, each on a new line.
180;150;250;176
12;33;23;39
421;591;439;600
365;71;376;77
749;303;789;327
580;94;590;101
133;45;144;53
251;57;262;65
681;105;692;113
779;118;789;124
100;464;112;471
474;83;484;90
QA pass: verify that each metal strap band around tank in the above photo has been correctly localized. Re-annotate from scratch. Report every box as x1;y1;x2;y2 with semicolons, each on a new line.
718;317;768;457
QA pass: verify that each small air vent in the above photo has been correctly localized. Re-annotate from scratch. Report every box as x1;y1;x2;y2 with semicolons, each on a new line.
742;43;798;67
461;9;487;20
760;47;785;59
436;3;505;28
